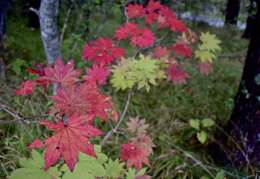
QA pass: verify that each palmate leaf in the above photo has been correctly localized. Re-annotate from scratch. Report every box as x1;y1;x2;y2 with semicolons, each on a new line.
105;159;124;178
195;32;221;64
29;115;102;171
111;55;165;92
111;59;135;91
199;32;221;52
62;145;125;179
195;50;215;63
9;150;59;179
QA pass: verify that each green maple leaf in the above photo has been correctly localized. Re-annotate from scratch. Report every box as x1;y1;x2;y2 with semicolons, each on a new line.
111;55;165;92
199;32;221;52
105;159;124;178
126;168;136;179
111;59;135;91
195;50;215;63
62;146;107;179
9;150;59;179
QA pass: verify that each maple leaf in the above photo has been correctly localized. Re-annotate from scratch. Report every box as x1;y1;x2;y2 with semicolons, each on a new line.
82;38;125;65
15;80;36;96
114;23;138;41
40;59;81;87
26;64;45;76
172;42;192;58
28;139;44;149
126;4;145;18
169;18;188;33
126;117;149;136
84;64;110;86
153;46;169;59
195;50;215;63
29;115;102;171
167;64;189;84
199;32;221;52
198;63;213;76
120;135;154;170
111;59;135;91
130;28;155;48
51;83;116;121
111;55;165;92
144;0;162;25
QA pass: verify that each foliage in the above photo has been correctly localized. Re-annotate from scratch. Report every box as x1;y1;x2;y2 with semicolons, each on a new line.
189;118;215;144
111;55;165;91
9;150;59;179
4;0;248;179
10;146;150;179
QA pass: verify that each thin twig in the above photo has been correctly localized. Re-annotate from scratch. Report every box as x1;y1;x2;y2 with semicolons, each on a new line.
172;144;215;178
0;102;24;122
0;101;47;125
60;6;72;45
101;90;132;146
0;119;22;125
29;7;39;16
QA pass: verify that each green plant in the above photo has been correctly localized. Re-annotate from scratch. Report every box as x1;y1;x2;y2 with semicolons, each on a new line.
189;118;215;144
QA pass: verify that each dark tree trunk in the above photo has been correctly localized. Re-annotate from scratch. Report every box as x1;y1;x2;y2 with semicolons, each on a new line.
228;0;260;166
39;0;61;64
225;0;241;25
0;0;10;80
26;0;41;28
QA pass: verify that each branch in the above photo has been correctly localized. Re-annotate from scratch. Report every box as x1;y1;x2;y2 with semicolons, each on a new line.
101;90;132;146
0;101;47;125
60;7;72;45
0;102;30;125
172;144;215;178
29;7;39;16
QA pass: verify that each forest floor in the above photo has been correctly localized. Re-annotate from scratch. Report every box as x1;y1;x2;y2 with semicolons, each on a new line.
0;15;250;178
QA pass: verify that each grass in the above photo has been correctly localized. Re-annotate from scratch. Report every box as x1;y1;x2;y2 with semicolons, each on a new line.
0;12;248;179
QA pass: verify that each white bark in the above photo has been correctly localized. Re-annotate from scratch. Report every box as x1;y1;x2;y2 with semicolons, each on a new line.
39;0;61;64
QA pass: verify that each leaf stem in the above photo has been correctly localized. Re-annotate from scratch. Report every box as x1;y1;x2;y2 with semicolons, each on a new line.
101;89;132;146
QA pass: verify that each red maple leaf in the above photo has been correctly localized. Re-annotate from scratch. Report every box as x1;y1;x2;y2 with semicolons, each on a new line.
167;64;189;84
198;63;213;76
84;64;110;86
120;135;154;170
169;18;188;33
40;59;81;87
144;0;162;25
172;42;192;58
156;6;176;29
153;46;169;59
126;4;145;18
130;28;155;48
51;83;116;121
29;115;102;171
15;80;36;96
28;139;44;149
82;38;125;65
115;23;138;41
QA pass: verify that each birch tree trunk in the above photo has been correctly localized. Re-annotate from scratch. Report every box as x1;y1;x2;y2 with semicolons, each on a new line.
39;0;61;64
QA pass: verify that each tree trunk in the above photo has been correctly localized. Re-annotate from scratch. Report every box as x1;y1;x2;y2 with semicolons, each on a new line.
27;0;41;28
228;0;260;166
225;0;241;25
0;0;10;80
39;0;61;64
